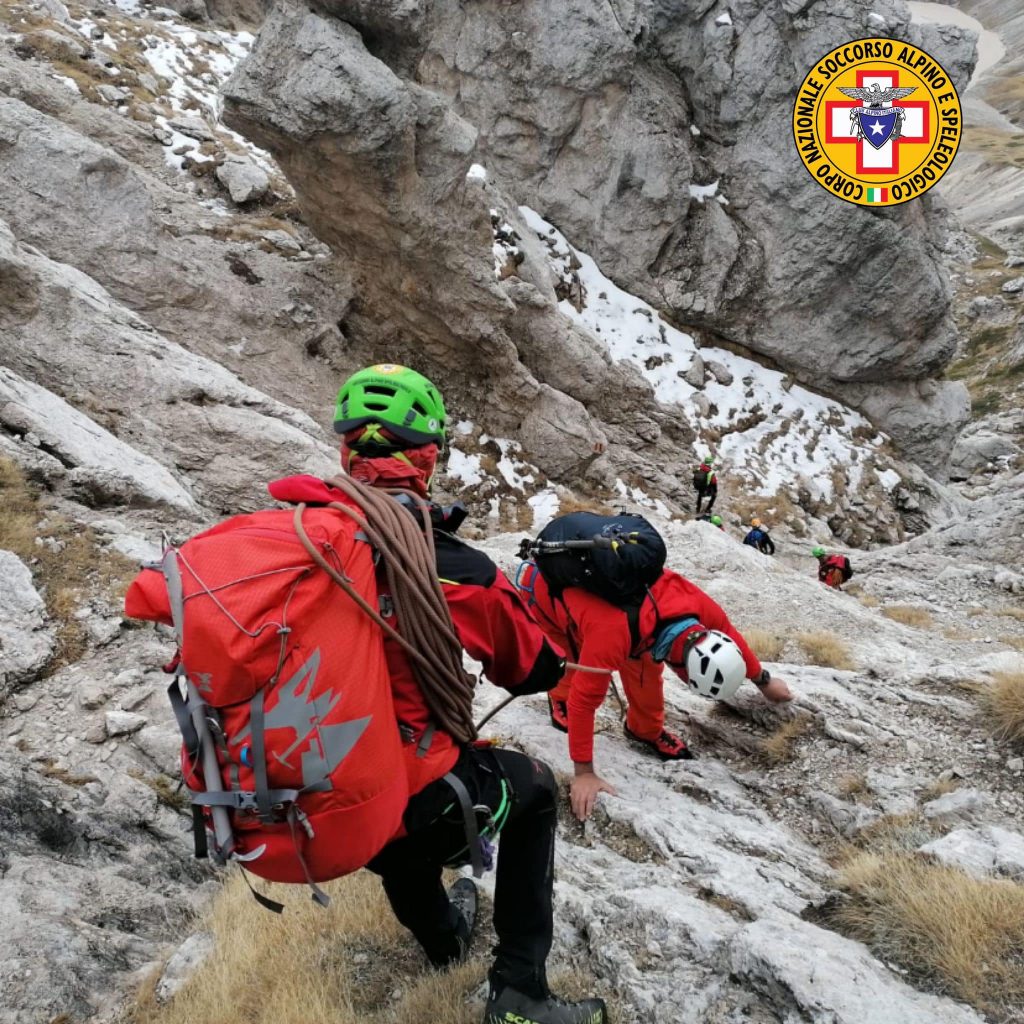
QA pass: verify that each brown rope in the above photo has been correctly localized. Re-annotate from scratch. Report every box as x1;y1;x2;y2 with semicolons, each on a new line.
292;475;477;744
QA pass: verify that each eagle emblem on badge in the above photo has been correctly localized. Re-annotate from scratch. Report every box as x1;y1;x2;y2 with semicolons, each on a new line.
838;83;918;149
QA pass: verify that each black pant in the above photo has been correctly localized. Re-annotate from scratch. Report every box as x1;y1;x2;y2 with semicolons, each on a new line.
695;483;717;513
366;746;557;998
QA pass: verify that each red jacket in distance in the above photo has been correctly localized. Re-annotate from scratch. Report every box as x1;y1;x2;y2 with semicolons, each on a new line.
270;477;566;796
520;568;761;763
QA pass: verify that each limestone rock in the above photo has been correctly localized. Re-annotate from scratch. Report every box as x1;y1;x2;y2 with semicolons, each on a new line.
811;792;880;837
156;932;216;1003
949;429;1021;480
919;826;1024;880
221;0;979;476
134;724;182;775
683;352;705;388
215;156;271;205
729;915;984;1023
105;710;147;737
0;366;196;513
703;359;733;387
923;787;992;822
0;550;53;698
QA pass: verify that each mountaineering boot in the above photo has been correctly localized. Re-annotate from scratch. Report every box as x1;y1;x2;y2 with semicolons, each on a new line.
426;878;478;968
624;723;694;761
548;695;569;733
484;983;607;1024
449;877;478;963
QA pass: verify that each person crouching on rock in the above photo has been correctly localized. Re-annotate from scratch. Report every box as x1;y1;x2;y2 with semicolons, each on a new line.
514;564;793;821
813;546;853;590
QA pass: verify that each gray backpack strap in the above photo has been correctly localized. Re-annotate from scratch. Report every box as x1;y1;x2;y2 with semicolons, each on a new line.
160;546;236;864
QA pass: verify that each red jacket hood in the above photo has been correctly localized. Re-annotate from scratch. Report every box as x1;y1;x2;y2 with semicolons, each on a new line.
268;474;343;506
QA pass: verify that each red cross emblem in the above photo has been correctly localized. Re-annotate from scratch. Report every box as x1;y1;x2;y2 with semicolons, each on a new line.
825;70;930;175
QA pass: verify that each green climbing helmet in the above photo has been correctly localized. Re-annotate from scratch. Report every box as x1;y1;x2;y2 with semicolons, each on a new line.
333;364;447;446
710;514;723;526
812;545;826;558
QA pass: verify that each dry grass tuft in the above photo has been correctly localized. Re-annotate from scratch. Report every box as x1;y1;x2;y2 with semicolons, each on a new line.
838;773;869;800
993;607;1024;621
984;672;1024;745
759;716;813;765
742;628;785;662
556;495;616;516
38;760;98;788
881;605;934;629
132;871;484;1024
0;457;139;670
796;632;855;671
128;770;190;813
858;593;881;609
132;870;614;1024
831;852;1024;1015
999;635;1024;652
919;776;959;802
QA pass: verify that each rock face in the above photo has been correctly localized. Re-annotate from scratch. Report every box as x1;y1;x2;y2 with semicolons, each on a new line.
0;217;336;515
224;0;972;476
0;551;53;696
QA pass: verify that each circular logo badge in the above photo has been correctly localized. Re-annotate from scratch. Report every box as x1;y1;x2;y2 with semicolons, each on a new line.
793;38;962;207
372;363;402;374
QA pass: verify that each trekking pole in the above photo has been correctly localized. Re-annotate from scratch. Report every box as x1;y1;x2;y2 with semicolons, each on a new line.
517;534;626;560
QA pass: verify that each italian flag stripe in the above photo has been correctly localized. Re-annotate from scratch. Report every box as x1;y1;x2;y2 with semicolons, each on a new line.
866;187;888;203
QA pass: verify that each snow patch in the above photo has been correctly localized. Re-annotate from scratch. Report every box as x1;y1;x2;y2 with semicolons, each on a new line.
715;11;733;25
446;447;485;487
528;489;560;531
466;163;487;182
689;180;720;203
517;206;901;503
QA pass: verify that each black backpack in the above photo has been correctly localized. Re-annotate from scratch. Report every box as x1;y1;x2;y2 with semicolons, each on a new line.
526;512;667;606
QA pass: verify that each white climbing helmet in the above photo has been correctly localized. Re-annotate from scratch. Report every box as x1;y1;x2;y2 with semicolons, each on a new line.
683;630;747;700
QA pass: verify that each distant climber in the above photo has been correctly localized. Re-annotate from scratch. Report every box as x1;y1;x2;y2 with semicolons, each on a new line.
692;454;718;514
516;513;793;821
698;513;725;531
814;545;853;589
126;365;606;1024
743;518;775;555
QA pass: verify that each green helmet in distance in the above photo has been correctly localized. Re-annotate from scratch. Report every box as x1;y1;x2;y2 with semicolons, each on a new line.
710;514;723;526
812;545;826;558
333;364;447;447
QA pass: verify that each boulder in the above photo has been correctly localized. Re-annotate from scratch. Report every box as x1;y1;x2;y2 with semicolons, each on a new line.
104;710;147;737
214;156;271;205
922;787;992;823
919;826;1024;879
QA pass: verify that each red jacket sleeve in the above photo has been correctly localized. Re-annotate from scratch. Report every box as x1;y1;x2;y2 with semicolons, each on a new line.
563;592;633;763
444;571;565;694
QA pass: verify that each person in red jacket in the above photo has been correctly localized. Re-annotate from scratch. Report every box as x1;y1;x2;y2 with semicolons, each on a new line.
813;546;853;590
288;367;606;1024
515;563;793;821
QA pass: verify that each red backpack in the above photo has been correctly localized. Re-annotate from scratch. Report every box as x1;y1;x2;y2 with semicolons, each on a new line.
124;502;408;907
